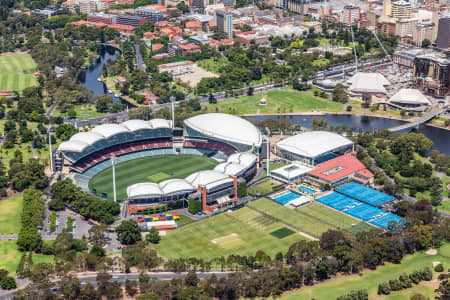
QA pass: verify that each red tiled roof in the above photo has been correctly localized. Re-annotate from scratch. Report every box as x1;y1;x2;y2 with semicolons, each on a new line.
308;153;373;182
109;24;135;30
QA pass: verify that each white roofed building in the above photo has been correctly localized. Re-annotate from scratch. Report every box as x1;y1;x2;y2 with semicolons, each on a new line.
276;131;354;165
270;163;315;184
389;88;431;110
347;72;391;94
184;113;262;152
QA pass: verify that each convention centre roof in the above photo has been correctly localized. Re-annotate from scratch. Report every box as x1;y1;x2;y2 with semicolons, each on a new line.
389;88;431;105
347;72;390;94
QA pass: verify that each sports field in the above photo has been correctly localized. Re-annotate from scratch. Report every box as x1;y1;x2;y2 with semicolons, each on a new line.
247;198;371;238
203;89;344;115
152;206;306;260
277;242;450;300
88;155;218;200
0;53;37;91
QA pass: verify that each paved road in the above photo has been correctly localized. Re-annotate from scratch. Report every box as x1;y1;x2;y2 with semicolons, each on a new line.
0;272;231;299
134;43;146;72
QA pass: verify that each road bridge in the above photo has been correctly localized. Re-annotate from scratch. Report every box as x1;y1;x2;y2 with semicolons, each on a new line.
389;105;447;132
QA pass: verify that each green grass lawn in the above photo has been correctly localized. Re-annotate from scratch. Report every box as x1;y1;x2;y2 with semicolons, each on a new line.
0;241;22;274
248;199;370;238
203;89;344;115
175;214;194;227
153;207;306;260
89;155;218;201
270;161;287;171
52;104;108;119
0;54;37;92
0;194;23;235
248;178;283;196
277;242;450;300
196;57;229;74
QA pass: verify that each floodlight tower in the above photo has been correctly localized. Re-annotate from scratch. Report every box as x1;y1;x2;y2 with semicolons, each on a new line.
111;154;117;202
170;96;176;129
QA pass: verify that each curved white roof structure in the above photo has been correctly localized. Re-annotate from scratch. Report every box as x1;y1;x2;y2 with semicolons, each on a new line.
277;131;353;158
70;132;104;145
347;72;390;94
227;152;257;168
58;140;90;153
149;119;172;129
127;183;163;199
214;162;247;176
121;120;152;131
389;89;431;105
57;119;174;153
159;179;195;195
92;124;129;139
184;113;262;148
185;170;233;191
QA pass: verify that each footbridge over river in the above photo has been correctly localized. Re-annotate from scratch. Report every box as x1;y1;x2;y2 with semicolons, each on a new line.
389;105;447;132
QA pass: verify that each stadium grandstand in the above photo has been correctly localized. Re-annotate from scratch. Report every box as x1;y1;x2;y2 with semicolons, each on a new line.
56;113;263;213
184;113;262;153
276;131;354;165
306;153;374;187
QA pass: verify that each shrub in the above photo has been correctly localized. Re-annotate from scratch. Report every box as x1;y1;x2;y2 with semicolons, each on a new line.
0;276;16;290
435;263;444;272
378;282;391;295
50;211;56;233
188;198;201;214
146;227;161;244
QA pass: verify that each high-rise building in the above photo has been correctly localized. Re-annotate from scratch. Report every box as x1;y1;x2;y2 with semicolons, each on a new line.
413;23;435;46
343;5;361;25
437;13;450;50
382;0;392;18
134;7;164;22
391;0;412;19
192;0;207;10
216;10;233;38
78;0;97;14
87;12;118;24
118;14;146;27
276;0;305;14
413;53;450;97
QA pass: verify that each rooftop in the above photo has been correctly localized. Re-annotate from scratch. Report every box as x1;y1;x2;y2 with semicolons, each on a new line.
308;153;373;182
277;131;353;159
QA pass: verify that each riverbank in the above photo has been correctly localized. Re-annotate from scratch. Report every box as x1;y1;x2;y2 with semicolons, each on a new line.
100;76;138;107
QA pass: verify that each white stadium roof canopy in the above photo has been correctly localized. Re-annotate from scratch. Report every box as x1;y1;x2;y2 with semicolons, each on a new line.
121;120;152;131
159;179;196;196
184;113;262;148
57;119;173;153
347;72;390;94
227;152;257;168
214;162;248;176
277;131;353;158
127;183;163;199
185;170;234;191
389;88;431;105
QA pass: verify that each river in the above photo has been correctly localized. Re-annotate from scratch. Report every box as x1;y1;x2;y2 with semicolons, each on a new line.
77;45;124;103
248;114;450;155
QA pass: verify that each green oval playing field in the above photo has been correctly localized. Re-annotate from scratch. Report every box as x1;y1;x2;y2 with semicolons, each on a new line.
88;155;218;201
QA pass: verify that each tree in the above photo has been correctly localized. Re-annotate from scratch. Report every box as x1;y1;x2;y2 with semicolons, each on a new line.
208;93;216;104
146;227;161;244
128;106;152;120
238;182;247;198
55;124;78;141
421;39;431;48
59;276;81;300
188;198;201;214
0;276;16;290
332;84;348;103
176;2;189;13
90;244;106;257
125;279;138;297
116;220;142;245
88;225;108;246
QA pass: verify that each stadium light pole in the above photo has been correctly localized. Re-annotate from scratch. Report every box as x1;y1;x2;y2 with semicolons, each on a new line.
170;96;175;129
111;154;117;202
266;136;270;177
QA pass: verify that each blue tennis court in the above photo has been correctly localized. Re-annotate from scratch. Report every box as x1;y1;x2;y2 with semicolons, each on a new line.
316;192;361;211
336;182;395;206
370;213;403;227
298;185;317;194
344;203;386;221
272;192;300;205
